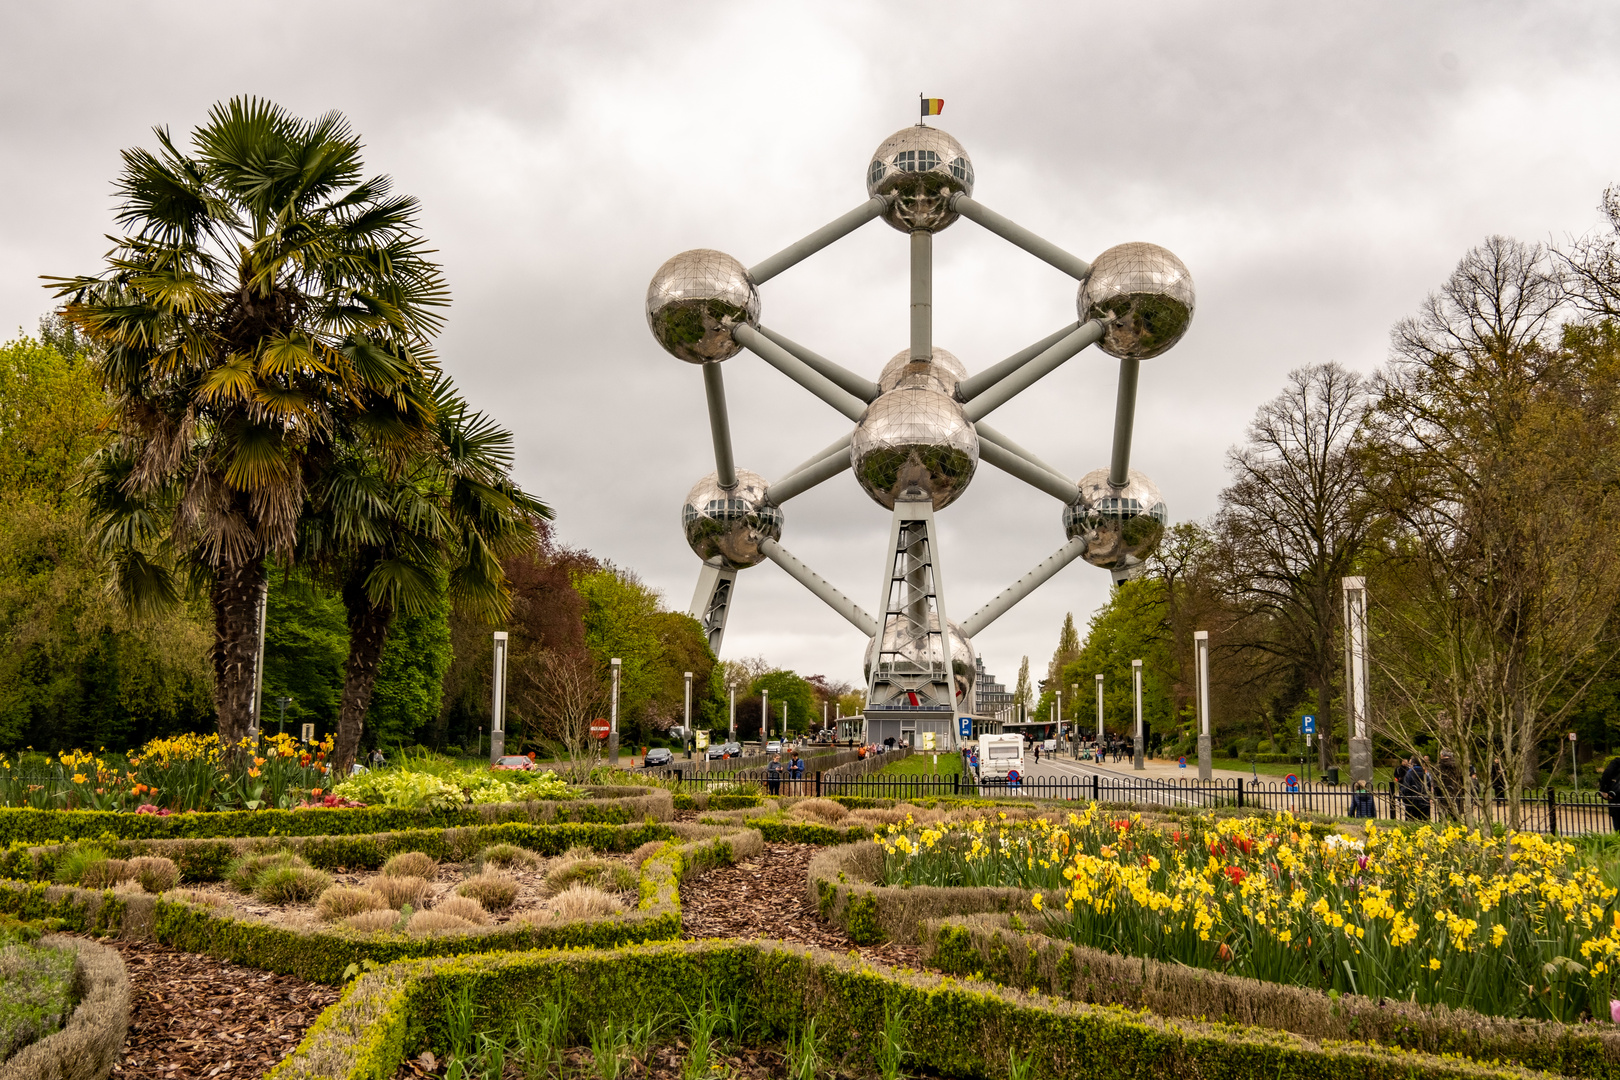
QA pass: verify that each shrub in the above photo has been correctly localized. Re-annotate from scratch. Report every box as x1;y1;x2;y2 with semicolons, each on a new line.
331;770;466;811
380;851;438;879
226;850;305;892
368;874;430;910
126;856;179;893
253;865;332;905
0;938;77;1061
407;909;476;935
432;895;489;925
456;872;519;911
344;908;403;933
544;858;633;895
315;886;388;923
77;857;130;889
539;883;624;922
477;843;540;871
52;846;112;886
791;798;850;824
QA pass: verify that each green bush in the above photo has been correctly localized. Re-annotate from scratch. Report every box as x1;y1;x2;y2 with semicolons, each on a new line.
226;851;305;893
51;846;111;886
254;866;332;905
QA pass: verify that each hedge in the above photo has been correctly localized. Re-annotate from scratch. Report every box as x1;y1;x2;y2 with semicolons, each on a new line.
806;841;1032;944
919;913;1620;1079
0;786;672;845
0;824;760;985
1;821;679;884
0;934;129;1080
265;939;1556;1080
670;792;762;812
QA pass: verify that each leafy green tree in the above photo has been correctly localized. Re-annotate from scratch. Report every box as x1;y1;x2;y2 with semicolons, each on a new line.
365;574;452;750
1062;579;1174;742
1034;614;1082;721
260;569;346;737
52;97;448;747
750;669;816;736
1012;656;1032;717
575;567;662;737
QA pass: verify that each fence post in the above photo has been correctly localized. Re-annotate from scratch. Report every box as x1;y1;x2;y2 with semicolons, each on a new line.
674;769;683;785
1548;786;1558;836
953;773;959;795
1237;779;1244;809
815;771;821;797
1092;774;1099;803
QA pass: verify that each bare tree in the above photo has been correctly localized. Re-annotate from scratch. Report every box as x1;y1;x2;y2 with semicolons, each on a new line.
1559;185;1620;320
1214;362;1375;771
517;649;610;777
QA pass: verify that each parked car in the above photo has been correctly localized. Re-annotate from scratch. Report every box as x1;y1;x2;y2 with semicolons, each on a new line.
766;740;783;755
643;747;674;768
706;740;743;760
491;755;535;771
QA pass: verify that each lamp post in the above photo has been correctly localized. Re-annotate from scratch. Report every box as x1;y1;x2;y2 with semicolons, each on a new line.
1132;659;1145;771
761;688;769;748
276;696;291;738
1194;631;1212;780
1095;674;1104;742
490;631;509;763
729;688;736;740
683;671;693;760
1055;688;1062;745
1342;577;1372;784
609;657;621;766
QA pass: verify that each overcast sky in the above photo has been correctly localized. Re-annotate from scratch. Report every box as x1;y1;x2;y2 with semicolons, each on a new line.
3;1;1618;693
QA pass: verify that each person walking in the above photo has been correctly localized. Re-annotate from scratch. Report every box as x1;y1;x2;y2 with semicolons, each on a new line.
1349;780;1376;819
1401;757;1430;822
1600;755;1620;833
766;754;784;796
1392;756;1410;821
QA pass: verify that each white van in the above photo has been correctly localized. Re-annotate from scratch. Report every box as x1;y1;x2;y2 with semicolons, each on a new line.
977;733;1025;783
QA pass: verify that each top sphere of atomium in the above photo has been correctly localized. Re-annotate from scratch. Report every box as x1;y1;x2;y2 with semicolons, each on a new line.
1064;468;1168;571
646;249;760;364
866;126;974;233
681;469;782;570
1078;243;1196;360
876;347;968;397
851;386;979;511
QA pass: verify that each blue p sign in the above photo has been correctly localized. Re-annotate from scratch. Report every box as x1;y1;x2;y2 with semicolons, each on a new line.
1302;715;1316;734
959;717;972;739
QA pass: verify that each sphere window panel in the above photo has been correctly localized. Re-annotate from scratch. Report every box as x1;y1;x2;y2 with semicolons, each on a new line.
949;156;973;185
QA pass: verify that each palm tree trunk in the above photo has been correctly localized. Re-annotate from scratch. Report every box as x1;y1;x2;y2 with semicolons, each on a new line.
334;577;394;777
211;556;266;749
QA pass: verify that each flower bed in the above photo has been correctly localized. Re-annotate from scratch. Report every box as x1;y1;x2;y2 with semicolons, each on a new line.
265;938;1561;1080
872;805;1620;1022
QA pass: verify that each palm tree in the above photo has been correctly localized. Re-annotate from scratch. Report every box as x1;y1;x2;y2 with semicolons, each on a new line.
304;375;551;774
49;98;447;746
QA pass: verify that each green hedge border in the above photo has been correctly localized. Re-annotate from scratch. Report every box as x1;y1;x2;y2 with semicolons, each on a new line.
0;786;672;845
264;939;1553;1080
919;913;1620;1079
805;841;1031;945
0;823;760;985
0;933;129;1080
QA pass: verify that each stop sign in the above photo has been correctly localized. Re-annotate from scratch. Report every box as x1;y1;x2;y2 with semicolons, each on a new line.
590;718;611;739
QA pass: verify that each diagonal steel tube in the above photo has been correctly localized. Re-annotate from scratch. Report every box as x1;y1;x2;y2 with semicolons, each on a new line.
749;197;889;285
962;321;1105;422
733;324;867;421
960;536;1089;638
977;434;1077;503
757;327;879;402
760;538;878;637
765;440;852;505
955;322;1081;403
952;195;1092;280
701;362;736;488
975;422;1069;485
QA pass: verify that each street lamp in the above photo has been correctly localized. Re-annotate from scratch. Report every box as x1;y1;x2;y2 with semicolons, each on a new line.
609;658;621;766
276;696;291;738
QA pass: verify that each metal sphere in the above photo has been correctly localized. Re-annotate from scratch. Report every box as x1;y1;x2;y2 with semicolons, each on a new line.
1077;243;1196;360
863;618;977;708
851;387;979;511
877;347;968;397
1064;468;1168;571
866;126;974;233
681;469;782;570
645;249;760;364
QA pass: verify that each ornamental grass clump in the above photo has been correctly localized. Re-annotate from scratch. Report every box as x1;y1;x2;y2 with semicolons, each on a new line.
540;883;624;922
432;895;490;925
407;909;475;935
226;850;307;892
545;859;635;896
368;874;430;910
476;843;540;871
53;845;115;886
876;805;1620;1022
126;855;179;893
254;865;332;904
77;857;130;889
380;851;438;879
0;938;78;1062
790;798;849;824
316;886;389;922
344;908;403;933
457;872;519;911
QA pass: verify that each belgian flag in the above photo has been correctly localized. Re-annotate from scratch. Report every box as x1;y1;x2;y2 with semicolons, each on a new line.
920;96;944;118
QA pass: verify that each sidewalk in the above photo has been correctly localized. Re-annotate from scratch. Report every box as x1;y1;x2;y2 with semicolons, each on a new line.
1051;750;1272;785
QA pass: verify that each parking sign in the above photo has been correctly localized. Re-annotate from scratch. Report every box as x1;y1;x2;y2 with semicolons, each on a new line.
959;717;972;740
1301;715;1316;735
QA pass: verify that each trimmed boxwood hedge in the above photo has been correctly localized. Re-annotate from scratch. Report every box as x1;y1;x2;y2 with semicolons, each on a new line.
265;939;1557;1080
0;933;129;1080
806;841;1031;945
0;823;758;985
0;787;672;846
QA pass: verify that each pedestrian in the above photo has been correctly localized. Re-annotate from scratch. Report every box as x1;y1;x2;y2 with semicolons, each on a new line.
788;750;805;794
1600;755;1620;833
1437;748;1463;820
1392;757;1410;820
370;748;384;769
1401;757;1430;822
1034;743;1041;763
766;754;784;795
1349;780;1376;819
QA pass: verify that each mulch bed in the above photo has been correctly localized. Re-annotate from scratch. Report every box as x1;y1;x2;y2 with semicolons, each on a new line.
100;938;340;1080
679;841;921;967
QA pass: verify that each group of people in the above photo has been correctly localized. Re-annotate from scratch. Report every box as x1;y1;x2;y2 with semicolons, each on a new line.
765;749;807;794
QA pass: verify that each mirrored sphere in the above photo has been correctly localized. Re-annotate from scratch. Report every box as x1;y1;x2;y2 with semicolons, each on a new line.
681;469;782;569
1077;243;1196;360
866;126;974;233
645;249;760;363
877;347;968;397
863;618;977;707
851;387;979;510
1063;468;1168;570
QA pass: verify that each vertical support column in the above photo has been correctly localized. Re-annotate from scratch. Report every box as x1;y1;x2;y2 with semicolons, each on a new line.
1095;674;1104;740
490;631;509;762
1132;658;1145;771
1195;631;1212;780
729;688;736;740
910;231;932;361
761;689;769;747
1343;576;1373;785
689;559;738;654
1109;357;1142;486
683;671;693;760
250;579;269;742
609;657;621;766
1055;689;1062;744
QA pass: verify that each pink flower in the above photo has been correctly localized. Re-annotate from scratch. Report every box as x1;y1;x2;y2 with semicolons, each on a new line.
1610;1000;1620;1024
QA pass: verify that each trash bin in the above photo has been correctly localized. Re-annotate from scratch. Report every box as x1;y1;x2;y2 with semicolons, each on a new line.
1325;767;1340;785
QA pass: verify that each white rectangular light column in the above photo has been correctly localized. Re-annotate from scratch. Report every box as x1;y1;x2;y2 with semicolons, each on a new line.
1343;577;1372;784
1095;674;1104;740
1131;659;1145;770
490;631;509;763
1194;632;1212;780
683;671;693;759
761;689;769;748
729;688;736;740
609;658;621;766
1055;689;1062;743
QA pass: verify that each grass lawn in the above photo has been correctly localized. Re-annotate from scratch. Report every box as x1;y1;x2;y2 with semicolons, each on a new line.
875;751;964;778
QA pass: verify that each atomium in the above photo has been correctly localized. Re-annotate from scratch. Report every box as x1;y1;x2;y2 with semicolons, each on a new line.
866;126;974;233
645;249;760;363
682;469;782;569
1078;243;1196;361
850;386;978;511
650;110;1195;742
1064;468;1168;571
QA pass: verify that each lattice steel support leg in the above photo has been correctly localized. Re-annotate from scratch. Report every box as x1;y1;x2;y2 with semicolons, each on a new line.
688;559;738;654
